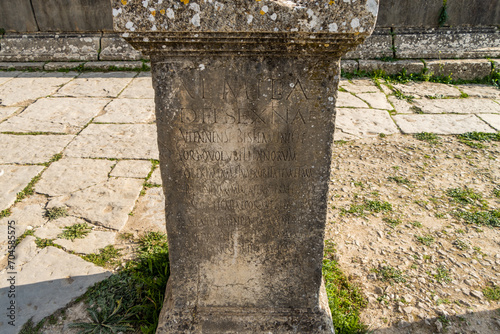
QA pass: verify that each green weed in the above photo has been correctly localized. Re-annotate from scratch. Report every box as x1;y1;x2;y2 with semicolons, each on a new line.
483;285;500;301
416;235;435;246
19;318;45;334
323;241;368;334
446;187;487;208
58;223;91;241
341;200;392;216
0;208;12;218
457;132;500;149
414;132;440;145
393;88;415;103
387;176;411;186
453;239;469;250
44;207;68;221
383;217;401;228
428;265;452;283
35;238;57;249
453;209;500;227
15;173;43;203
374;265;407;284
410;221;423;228
82;246;122;268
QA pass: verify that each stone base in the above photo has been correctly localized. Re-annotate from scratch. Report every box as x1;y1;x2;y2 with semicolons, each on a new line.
156;279;334;334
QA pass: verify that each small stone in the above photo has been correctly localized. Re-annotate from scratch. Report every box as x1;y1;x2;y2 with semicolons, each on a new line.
470;290;483;299
435;320;443;332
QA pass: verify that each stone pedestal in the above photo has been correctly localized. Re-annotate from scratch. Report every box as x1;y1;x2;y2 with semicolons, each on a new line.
111;1;378;333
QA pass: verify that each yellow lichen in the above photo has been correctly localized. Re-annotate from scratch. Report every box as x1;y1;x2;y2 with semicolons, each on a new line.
260;10;265;15
121;0;127;5
329;1;335;5
152;10;156;16
180;0;189;4
160;9;166;14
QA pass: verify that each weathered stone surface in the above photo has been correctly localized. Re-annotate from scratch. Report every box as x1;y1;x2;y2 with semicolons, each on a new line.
0;165;44;210
100;34;144;61
0;97;109;134
426;59;492;81
356;92;392;110
48;177;143;230
344;30;393;59
148;167;162;185
395;29;500;59
0;246;110;332
0;62;45;70
34;216;87;240
0;107;18;121
0;0;38;32
43;62;86;71
334;108;399;140
477;114;500;131
0;34;101;61
35;158;115;197
55;231;117;255
446;0;500;27
0;196;48;229
413;98;500;114
84;61;143;70
31;0;113;32
0;72;20;86
110;160;151;178
94;98;155;123
391;82;462;99
388;96;413;114
124;187;165;234
337;91;370;108
393;114;496;134
359;60;425;75
64;124;159;159
0;134;74;164
55;72;136;98
0;72;75;106
457;85;500;99
341;60;359;74
376;0;442;28
119;73;155;99
340;79;379;94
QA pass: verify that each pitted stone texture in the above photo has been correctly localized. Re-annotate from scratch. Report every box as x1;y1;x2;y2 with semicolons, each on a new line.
48;177;144;230
148;168;162;185
395;30;500;59
124;187;165;235
55;72;136;98
43;62;85;71
0;165;44;210
457;85;500;99
0;62;45;70
100;35;145;61
35;158;115;197
0;98;109;134
343;31;393;59
359;60;425;75
0;72;76;107
426;59;492;81
111;0;379;34
55;231;117;255
357;92;392;110
340;60;359;73
84;61;143;71
334;108;399;140
413;98;500;114
94;98;155;123
65;124;159;160
388;96;413;114
393;114;496;134
340;79;379;94
34;216;88;240
337;92;370;108
0;107;18;121
477;114;500;131
119;73;155;99
0;34;100;61
0;246;110;332
0;134;74;164
110;160;152;178
391;82;462;99
0;196;48;230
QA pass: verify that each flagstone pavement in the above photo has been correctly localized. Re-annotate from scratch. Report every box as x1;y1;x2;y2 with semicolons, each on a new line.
0;71;499;333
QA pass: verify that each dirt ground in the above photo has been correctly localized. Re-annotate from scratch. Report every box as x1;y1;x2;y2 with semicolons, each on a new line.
327;134;500;334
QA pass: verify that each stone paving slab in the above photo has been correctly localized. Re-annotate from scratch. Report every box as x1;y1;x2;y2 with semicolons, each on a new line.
334;108;399;141
94;98;155;123
122;187;165;235
0;107;19;122
340;79;379;94
413;98;500;114
393;114;496;134
0;72;76;107
54;72;137;98
388;96;413;114
336;92;370;108
391;82;462;99
149;168;162;185
110;160;152;178
0;72;20;86
0;98;110;134
0;165;44;211
457;85;500;99
356;92;392;110
0;134;74;164
64;124;159;160
35;158;115;197
119;73;155;99
477;114;500;131
0;242;110;333
47;178;144;230
54;231;117;255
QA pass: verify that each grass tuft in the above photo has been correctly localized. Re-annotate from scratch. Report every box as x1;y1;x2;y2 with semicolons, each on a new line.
44;207;68;221
58;223;92;241
373;265;407;284
414;132;440;145
483;285;500;301
82;245;122;268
